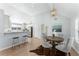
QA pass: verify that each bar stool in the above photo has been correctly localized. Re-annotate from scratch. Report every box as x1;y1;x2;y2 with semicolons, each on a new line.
12;36;19;48
22;35;27;44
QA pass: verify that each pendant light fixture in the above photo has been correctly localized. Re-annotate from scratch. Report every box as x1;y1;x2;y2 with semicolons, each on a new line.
51;4;58;20
51;4;57;16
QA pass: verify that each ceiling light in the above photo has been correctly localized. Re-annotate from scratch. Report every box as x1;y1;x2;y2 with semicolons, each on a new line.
51;4;57;17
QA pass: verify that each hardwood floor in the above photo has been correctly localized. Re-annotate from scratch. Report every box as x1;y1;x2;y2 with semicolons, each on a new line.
0;37;78;56
70;48;79;56
0;38;42;56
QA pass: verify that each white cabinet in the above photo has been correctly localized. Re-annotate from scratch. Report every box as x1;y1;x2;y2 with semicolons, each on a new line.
0;9;11;33
0;9;5;33
11;23;23;32
4;15;11;32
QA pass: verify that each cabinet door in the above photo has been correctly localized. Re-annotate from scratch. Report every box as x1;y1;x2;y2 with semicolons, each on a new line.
0;10;4;33
4;15;11;31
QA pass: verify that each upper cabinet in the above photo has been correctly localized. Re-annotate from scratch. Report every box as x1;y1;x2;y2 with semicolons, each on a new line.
0;9;4;33
11;23;23;32
0;9;11;33
4;15;11;32
10;22;28;32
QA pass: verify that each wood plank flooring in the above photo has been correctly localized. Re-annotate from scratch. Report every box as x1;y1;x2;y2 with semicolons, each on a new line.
70;48;79;56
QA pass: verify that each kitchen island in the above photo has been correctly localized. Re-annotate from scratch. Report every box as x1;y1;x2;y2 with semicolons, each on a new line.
0;31;31;51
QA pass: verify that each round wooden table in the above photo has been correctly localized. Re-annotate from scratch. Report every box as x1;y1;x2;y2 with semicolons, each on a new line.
46;36;64;55
47;36;64;47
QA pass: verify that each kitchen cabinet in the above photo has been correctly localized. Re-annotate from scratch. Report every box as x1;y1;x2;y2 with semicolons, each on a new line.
0;10;11;33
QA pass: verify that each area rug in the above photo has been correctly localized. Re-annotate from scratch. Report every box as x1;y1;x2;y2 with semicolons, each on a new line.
30;45;67;56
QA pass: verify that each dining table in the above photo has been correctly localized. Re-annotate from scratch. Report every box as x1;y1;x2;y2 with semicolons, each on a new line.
46;36;64;55
47;36;64;48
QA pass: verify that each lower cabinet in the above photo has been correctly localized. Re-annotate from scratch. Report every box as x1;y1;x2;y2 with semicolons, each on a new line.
0;32;28;51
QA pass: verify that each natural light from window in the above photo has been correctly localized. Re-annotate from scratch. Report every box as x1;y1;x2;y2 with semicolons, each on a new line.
75;18;79;41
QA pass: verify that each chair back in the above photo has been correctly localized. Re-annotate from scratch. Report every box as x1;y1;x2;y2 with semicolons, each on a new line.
42;33;47;42
56;37;74;53
41;33;52;48
65;37;74;52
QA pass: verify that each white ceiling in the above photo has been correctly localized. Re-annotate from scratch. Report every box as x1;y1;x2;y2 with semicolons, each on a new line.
0;3;79;18
11;3;50;16
0;3;50;16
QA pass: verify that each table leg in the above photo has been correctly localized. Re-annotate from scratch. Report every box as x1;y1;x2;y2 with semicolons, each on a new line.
52;41;56;56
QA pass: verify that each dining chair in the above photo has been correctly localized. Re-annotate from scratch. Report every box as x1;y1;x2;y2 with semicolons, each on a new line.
56;37;74;56
41;33;52;55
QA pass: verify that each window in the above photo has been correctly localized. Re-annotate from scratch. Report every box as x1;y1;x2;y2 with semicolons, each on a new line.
75;18;79;41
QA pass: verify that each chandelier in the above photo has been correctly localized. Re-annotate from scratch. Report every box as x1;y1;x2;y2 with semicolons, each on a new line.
51;4;57;16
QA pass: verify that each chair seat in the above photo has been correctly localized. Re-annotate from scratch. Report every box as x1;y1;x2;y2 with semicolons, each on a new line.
56;42;70;53
56;46;68;53
13;37;19;39
23;35;27;37
41;33;52;49
42;42;52;48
